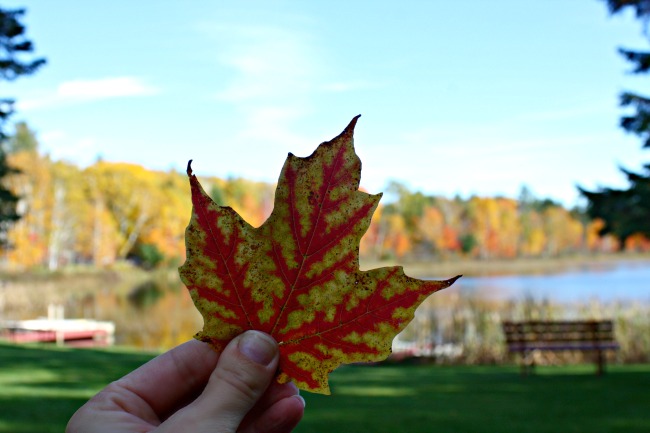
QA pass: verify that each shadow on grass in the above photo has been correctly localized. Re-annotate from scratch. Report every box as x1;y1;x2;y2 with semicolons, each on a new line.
0;342;155;433
0;344;154;391
0;395;89;433
298;364;650;433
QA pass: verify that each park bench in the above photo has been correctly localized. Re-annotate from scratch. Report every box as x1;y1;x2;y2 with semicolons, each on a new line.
502;320;619;376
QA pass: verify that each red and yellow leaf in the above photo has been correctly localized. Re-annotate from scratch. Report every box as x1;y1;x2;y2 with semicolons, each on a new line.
179;116;460;394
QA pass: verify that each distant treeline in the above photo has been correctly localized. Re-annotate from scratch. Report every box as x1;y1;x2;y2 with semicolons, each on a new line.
360;182;650;260
2;145;649;270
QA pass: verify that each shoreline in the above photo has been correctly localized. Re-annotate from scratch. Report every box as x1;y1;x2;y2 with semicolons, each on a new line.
1;253;649;281
360;253;650;278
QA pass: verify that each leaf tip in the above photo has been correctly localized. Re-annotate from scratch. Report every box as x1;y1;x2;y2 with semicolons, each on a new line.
186;159;194;177
344;114;362;135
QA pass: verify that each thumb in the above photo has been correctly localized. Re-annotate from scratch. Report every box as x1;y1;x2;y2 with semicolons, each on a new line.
191;331;279;431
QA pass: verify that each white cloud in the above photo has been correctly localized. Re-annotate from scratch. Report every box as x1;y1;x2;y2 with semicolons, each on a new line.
513;103;612;123
57;77;158;100
321;80;380;93
17;76;159;111
39;129;66;143
239;106;306;146
213;24;317;103
203;23;324;161
37;129;99;166
192;20;386;182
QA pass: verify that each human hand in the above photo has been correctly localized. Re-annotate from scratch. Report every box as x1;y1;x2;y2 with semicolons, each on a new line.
66;331;305;433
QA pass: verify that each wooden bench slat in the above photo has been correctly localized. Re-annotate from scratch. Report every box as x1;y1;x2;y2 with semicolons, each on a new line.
507;342;620;352
501;320;619;376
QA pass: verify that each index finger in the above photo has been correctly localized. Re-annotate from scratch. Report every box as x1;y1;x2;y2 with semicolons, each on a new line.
116;339;220;420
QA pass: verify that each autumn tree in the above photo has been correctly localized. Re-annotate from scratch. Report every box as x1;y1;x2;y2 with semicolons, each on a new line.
4;125;94;269
5;130;52;267
580;0;650;241
381;181;434;256
0;7;45;247
84;162;167;262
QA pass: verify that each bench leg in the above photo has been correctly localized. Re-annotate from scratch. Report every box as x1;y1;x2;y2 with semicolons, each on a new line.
596;349;604;376
521;351;535;376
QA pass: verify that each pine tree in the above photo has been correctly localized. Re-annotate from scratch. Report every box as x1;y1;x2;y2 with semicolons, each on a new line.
579;0;650;242
0;7;46;247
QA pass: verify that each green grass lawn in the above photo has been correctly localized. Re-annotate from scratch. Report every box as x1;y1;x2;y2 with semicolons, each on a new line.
0;342;154;433
1;343;649;433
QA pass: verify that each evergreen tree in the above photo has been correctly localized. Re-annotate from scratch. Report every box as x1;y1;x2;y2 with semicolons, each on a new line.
579;0;650;242
0;7;45;247
7;121;38;153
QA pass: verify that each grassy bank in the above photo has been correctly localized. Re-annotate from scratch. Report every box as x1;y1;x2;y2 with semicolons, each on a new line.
1;343;649;433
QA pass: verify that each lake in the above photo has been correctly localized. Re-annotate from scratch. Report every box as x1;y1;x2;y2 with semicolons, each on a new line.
445;260;650;303
5;259;646;350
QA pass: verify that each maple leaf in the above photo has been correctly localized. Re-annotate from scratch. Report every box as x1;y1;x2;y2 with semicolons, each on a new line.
179;116;460;394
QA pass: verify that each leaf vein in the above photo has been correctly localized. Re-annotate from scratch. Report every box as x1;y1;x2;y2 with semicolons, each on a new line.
195;202;252;327
271;144;348;335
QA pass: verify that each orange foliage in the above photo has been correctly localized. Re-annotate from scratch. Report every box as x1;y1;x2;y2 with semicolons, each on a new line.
625;233;650;252
441;225;461;252
465;197;520;259
382;214;411;258
1;149;638;268
359;205;383;257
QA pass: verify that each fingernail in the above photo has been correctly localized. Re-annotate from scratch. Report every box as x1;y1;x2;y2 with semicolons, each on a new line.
292;394;306;408
238;331;277;366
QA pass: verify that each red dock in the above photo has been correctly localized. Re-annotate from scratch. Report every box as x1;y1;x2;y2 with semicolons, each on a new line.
0;318;115;347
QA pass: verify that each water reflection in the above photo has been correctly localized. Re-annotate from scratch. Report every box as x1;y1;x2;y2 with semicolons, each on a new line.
80;274;202;350
128;280;164;309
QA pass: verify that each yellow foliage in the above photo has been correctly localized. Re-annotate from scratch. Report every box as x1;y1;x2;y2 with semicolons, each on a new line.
0;150;632;267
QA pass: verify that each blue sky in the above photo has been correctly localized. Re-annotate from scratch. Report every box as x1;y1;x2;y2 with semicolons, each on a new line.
4;0;650;206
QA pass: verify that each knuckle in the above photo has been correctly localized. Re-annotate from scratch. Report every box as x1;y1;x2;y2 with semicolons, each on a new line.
214;358;265;403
